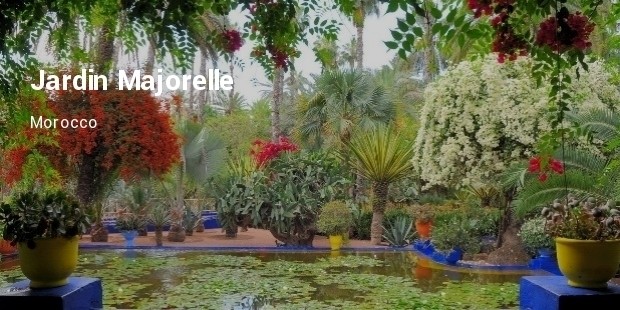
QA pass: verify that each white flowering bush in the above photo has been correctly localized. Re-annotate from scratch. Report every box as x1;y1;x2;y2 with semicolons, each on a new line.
413;55;619;189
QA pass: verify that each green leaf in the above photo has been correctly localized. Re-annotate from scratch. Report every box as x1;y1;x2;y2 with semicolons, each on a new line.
391;30;403;41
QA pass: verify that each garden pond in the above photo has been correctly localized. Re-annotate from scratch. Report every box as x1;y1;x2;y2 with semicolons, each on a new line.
0;250;530;309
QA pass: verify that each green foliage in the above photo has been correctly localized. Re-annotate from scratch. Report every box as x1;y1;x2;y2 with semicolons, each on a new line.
0;190;89;248
352;210;372;240
215;180;254;235
316;201;353;235
382;215;415;247
383;207;413;227
115;213;143;231
543;197;620;240
432;213;484;254
519;217;555;256
409;204;436;223
248;152;350;237
297;69;395;149
344;125;413;184
148;202;170;229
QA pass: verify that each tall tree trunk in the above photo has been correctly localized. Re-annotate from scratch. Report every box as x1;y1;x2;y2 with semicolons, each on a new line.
228;55;235;115
144;35;156;75
355;23;364;70
95;24;115;75
422;2;437;84
168;111;186;242
271;66;284;141
370;181;389;245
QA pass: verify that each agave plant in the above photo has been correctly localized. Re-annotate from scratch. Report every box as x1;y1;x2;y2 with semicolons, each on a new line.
382;216;415;247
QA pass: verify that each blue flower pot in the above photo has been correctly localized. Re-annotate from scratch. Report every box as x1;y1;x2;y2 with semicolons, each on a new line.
431;251;446;263
122;230;138;247
445;248;463;265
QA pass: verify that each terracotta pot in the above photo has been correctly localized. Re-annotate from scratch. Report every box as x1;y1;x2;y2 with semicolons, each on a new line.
0;240;17;255
556;237;620;288
18;237;79;288
415;220;432;238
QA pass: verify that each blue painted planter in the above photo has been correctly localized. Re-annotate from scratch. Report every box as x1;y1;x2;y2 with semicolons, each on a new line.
431;251;446;263
445;248;463;265
121;230;138;247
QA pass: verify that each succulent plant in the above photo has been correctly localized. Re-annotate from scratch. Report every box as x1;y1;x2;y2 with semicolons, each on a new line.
542;195;620;240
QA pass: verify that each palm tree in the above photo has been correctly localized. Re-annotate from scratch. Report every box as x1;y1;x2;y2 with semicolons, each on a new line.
297;69;394;150
343;125;414;245
164;118;227;242
350;0;380;69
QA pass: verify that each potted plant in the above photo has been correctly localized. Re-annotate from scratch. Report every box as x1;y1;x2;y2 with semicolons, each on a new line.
410;204;435;239
149;202;170;247
519;217;555;258
0;190;89;288
316;201;353;250
542;197;620;288
115;212;142;247
431;216;481;265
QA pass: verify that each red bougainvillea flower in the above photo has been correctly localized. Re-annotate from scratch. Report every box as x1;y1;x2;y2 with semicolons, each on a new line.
221;29;243;53
527;155;564;183
535;8;595;52
0;147;29;186
549;158;564;174
528;156;541;173
492;24;528;63
251;136;298;168
468;0;493;18
538;173;548;183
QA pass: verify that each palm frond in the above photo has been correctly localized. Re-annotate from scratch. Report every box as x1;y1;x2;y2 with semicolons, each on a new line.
567;108;620;142
344;125;414;183
513;171;607;218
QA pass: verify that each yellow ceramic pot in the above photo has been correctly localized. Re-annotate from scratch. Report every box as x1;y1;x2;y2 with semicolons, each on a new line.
555;237;620;288
18;236;79;288
328;235;343;251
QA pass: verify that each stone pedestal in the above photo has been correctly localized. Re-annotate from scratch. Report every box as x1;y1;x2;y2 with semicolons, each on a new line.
520;276;620;310
0;277;102;310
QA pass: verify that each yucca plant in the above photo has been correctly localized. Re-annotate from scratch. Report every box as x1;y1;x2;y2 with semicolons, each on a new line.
343;125;414;245
382;216;415;247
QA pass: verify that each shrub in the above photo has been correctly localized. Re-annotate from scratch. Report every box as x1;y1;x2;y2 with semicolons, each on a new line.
383;207;413;228
519;217;555;256
432;216;482;254
351;209;372;240
316;201;353;236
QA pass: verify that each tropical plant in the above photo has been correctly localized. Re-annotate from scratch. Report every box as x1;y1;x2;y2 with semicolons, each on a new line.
350;205;372;240
239;151;350;246
382;216;415;247
0;191;89;248
115;213;143;232
182;208;198;236
297;69;394;150
519;217;555;256
343;125;414;245
542;196;620;241
149;202;170;247
431;216;481;255
316;201;353;236
215;179;253;238
335;0;380;69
